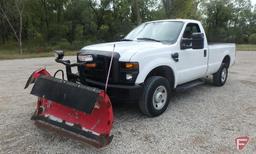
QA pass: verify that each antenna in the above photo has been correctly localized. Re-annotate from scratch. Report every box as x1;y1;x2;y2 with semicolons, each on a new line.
105;44;115;93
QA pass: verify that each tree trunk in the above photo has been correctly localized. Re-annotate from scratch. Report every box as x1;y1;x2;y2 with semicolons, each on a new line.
162;0;173;18
132;0;141;25
41;0;50;41
0;0;23;54
19;7;23;55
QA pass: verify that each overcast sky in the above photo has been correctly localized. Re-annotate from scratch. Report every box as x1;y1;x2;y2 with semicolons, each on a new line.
252;0;256;5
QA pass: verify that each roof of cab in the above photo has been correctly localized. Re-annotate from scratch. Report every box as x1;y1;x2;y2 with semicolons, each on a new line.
145;19;200;24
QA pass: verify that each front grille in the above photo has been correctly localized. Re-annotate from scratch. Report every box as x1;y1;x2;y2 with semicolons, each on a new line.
78;54;120;84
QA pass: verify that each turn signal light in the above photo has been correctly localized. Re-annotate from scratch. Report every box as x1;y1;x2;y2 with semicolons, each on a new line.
84;63;96;68
123;62;139;69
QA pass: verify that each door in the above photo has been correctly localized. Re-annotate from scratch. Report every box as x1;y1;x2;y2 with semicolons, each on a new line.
176;23;208;85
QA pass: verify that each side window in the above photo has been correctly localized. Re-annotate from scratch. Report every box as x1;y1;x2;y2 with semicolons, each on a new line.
183;23;201;39
181;23;202;49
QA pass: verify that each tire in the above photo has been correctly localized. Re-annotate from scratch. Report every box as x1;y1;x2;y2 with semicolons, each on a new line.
213;63;228;86
139;76;171;117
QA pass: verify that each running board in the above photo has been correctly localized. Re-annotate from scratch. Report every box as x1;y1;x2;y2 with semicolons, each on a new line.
175;79;205;92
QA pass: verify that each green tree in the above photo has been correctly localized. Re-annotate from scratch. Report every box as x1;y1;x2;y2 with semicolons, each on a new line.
203;0;233;42
1;0;256;53
249;33;256;44
0;0;25;54
162;0;199;19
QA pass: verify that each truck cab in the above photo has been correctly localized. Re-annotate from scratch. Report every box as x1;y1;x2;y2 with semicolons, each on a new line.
77;19;236;117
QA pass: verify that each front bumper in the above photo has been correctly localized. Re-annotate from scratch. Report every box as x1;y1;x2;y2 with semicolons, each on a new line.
85;79;143;103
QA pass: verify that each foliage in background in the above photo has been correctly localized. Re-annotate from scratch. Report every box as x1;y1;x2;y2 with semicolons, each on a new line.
0;0;256;54
202;0;256;42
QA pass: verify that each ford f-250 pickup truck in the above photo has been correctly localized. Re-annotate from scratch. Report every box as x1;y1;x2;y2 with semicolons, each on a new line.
76;19;235;117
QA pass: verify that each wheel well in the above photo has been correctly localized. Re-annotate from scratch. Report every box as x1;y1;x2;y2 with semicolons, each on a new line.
222;55;231;68
146;66;175;89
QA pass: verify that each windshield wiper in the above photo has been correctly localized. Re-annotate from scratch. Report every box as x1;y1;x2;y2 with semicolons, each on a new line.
137;37;161;42
120;38;133;41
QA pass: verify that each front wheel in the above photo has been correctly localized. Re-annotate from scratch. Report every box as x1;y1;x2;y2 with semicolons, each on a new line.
139;76;171;117
213;63;228;86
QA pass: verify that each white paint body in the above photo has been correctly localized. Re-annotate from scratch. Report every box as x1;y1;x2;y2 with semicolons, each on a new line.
82;19;236;87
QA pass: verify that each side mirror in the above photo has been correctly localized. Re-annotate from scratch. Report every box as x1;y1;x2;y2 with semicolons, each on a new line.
54;50;64;60
180;38;192;50
118;34;125;40
180;33;204;50
191;33;204;49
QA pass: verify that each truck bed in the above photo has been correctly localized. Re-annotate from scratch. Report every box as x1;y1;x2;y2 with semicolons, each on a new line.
207;43;236;75
208;42;235;47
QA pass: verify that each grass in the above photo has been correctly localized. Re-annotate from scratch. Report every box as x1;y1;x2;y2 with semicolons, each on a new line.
236;44;256;51
0;42;79;60
0;43;256;60
0;50;77;60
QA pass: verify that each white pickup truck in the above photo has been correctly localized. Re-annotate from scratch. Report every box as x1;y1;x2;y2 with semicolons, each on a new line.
77;19;236;117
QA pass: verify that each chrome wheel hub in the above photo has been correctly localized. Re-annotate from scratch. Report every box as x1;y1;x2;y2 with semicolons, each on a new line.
152;86;167;110
221;67;227;83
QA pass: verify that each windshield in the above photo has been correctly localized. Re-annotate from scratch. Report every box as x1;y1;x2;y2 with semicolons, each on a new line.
124;21;184;43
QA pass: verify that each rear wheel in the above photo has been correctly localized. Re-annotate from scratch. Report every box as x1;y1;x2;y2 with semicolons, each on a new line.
213;63;228;86
139;76;171;117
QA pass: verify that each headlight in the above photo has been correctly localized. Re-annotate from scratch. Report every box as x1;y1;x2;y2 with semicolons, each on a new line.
78;54;93;62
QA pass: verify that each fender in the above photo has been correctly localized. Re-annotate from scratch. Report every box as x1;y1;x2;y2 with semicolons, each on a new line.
222;50;231;63
214;50;232;73
24;68;51;89
135;57;177;85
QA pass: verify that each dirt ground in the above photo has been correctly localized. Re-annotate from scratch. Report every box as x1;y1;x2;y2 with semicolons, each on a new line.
0;51;255;154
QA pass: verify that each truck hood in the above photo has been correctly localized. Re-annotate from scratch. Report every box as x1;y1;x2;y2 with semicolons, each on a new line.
81;41;169;61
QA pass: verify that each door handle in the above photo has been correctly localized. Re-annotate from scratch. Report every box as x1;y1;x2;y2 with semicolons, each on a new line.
204;50;207;57
171;53;179;62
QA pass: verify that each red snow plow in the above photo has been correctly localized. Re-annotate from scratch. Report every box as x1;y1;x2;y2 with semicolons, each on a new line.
25;50;114;148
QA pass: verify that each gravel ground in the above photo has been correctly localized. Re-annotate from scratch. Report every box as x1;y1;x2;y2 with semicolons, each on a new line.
0;51;256;154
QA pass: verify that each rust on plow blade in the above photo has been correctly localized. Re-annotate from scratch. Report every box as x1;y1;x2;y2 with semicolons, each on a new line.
29;75;114;148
